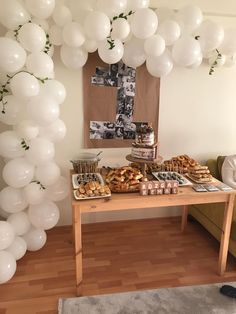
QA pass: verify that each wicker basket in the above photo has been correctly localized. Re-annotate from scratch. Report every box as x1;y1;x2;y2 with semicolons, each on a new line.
70;153;101;173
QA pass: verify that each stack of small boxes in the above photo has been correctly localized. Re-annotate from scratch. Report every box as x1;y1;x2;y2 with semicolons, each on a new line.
139;180;179;196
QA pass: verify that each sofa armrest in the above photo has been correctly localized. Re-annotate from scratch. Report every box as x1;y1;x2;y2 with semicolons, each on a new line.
206;159;219;179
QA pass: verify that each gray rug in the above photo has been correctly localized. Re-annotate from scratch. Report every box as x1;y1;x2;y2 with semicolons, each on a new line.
58;282;236;314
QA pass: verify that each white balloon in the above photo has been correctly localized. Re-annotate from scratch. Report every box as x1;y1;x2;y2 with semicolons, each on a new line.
0;95;21;126
60;45;88;70
172;36;201;67
53;5;72;27
146;50;173;77
0;251;16;284
177;5;203;34
188;53;203;69
0;187;28;213
26;52;54;78
122;37;146;68
23;227;47;251
5;30;15;40
84;11;110;41
35;161;60;186
155;7;174;24
10;72;40;100
83;39;98;53
25;137;55;166
158;20;181;46
0;38;26;73
144;34;165;57
112;19;130;40
0;0;30;30
3;158;35;188
27;95;60;126
46;176;69;202
0;131;24;159
97;0;127;18
39;80;66;105
6;236;27;260
219;28;236;55
127;0;149;10
67;0;96;23
28;201;59;230
0;221;15;250
24;182;46;205
25;0;55;19
18;23;47;53
131;8;158;39
7;212;31;236
31;18;50;32
62;22;85;48
48;25;63;46
39;119;67;142
98;39;124;64
16;120;39;141
208;51;226;67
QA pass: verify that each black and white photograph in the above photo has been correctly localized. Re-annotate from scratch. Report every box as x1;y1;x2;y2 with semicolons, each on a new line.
110;63;119;78
117;87;126;102
115;114;125;126
104;122;115;129
104;75;118;87
117;100;125;114
96;66;109;77
134;122;148;132
115;127;124;138
103;130;116;139
91;76;104;86
123;81;135;97
124;122;136;132
124;130;136;139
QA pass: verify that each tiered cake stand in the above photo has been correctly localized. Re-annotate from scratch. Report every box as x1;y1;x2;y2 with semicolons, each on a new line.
126;154;163;178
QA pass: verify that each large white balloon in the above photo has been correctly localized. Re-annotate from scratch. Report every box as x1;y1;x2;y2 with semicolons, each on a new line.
7;212;31;236
0;95;21;126
0;0;30;30
177;5;203;34
27;95;60;126
97;0;127;18
98;39;124;64
0;38;26;73
6;236;27;260
10;72;40;100
52;5;72;27
48;25;63;46
25;137;55;166
0;187;28;213
158;20;181;46
0;251;16;284
28;201;59;230
3;158;35;188
35;161;61;186
62;22;85;48
196;20;224;52
84;11;110;41
131;8;158;39
24;182;46;205
26;52;54;78
18;23;47;53
25;0;55;19
67;0;96;23
0;131;24;159
39;119;67;142
46;176;69;202
83;39;98;53
122;37;146;68
16;120;39;141
146;50;173;77
23;227;47;251
0;221;15;250
144;34;165;57
111;19;130;40
39;80;66;105
127;0;149;10
172;36;201;67
60;45;88;70
219;28;236;55
155;7;174;24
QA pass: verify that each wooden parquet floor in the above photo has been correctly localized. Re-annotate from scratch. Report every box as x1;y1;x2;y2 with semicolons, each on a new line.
0;216;236;314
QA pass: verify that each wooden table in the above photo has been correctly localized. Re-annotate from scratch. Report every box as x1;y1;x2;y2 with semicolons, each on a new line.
71;179;235;296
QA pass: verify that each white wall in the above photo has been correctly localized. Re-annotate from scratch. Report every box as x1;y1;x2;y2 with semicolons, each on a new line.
1;1;236;225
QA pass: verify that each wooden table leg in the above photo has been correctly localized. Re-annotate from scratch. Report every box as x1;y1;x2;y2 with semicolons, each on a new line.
73;205;83;296
218;194;235;275
181;205;188;232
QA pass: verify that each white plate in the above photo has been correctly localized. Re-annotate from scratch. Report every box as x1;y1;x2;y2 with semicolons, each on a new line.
152;171;193;186
72;173;104;189
73;190;111;200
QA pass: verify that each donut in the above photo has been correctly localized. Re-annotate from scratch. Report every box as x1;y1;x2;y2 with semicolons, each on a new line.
177;155;185;162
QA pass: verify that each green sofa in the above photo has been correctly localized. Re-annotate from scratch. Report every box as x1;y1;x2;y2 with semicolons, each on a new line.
189;156;236;259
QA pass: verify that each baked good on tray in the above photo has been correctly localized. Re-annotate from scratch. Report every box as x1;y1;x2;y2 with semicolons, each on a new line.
75;181;111;198
163;154;199;174
188;165;212;182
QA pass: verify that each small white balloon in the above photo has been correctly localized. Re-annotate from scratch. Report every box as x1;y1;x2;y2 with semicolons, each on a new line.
7;212;31;236
112;19;130;40
0;95;21;126
3;158;35;189
84;11;110;41
25;137;55;166
28;201;59;230
52;5;72;27
31;18;50;32
16;120;39;141
0;0;30;30
10;72;40;100
0;251;16;284
144;34;165;57
0;187;28;213
98;39;124;64
158;20;181;46
62;22;85;47
25;0;55;19
27;95;60;126
155;7;174;24
39;119;67;142
0;221;15;250
177;5;203;34
23;227;47;251
122;37;146;68
24;182;46;205
26;52;54;78
0;37;26;73
40;80;66;105
48;25;63;46
83;39;98;53
18;23;47;53
97;0;127;18
127;0;149;10
6;236;27;260
0;131;24;159
146;50;173;77
46;176;69;202
208;51;226;67
60;45;88;70
35;161;60;186
131;8;158;39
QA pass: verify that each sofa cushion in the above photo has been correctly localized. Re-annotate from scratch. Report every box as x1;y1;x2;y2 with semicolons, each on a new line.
206;159;219;179
217;156;226;181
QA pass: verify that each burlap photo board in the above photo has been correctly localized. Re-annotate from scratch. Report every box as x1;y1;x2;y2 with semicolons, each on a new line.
83;52;160;148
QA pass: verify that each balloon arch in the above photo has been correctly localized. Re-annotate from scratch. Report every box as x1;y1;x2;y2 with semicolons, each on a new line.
0;0;236;284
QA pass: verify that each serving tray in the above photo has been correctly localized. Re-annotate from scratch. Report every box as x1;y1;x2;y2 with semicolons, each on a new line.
152;171;193;186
